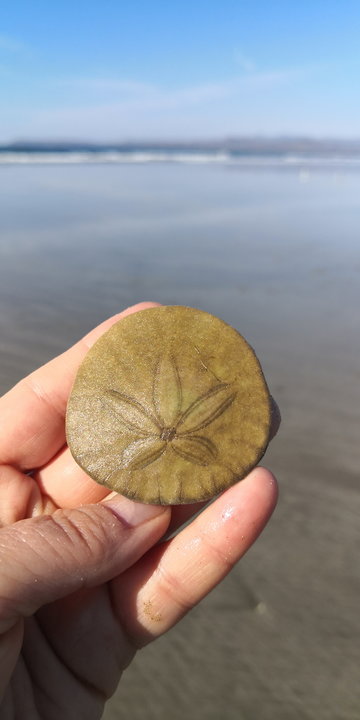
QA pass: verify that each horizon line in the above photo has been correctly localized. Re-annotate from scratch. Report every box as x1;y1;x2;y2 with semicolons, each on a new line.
2;135;360;147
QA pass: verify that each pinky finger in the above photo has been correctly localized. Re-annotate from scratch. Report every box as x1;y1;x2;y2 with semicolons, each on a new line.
112;466;278;646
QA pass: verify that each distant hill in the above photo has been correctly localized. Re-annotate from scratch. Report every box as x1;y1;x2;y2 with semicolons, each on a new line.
2;137;360;156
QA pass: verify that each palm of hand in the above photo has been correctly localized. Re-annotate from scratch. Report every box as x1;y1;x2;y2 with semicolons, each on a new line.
0;304;278;720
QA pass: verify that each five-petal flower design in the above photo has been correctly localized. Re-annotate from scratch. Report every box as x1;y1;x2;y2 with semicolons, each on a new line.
102;355;237;470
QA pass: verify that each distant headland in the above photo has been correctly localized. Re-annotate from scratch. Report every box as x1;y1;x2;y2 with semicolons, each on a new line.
1;137;360;167
2;137;360;155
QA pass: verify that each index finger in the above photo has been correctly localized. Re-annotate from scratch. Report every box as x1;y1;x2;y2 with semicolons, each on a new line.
0;302;159;471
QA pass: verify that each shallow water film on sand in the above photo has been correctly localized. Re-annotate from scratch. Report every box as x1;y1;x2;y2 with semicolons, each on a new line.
1;162;360;720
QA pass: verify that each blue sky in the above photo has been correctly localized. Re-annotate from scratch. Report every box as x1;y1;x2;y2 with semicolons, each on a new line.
1;1;360;142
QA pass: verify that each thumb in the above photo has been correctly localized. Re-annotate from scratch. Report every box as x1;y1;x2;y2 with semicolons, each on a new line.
0;496;169;635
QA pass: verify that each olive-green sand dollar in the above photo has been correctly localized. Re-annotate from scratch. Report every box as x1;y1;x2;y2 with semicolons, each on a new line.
66;306;271;504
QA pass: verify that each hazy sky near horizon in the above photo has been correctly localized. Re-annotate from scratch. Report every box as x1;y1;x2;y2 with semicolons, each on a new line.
1;1;360;142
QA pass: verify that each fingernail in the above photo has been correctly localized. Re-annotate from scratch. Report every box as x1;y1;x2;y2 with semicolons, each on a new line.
104;493;166;527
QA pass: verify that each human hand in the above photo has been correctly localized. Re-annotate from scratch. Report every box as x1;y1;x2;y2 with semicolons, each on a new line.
0;302;278;720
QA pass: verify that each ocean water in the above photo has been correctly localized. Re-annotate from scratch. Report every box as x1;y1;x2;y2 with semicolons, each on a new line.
1;161;360;719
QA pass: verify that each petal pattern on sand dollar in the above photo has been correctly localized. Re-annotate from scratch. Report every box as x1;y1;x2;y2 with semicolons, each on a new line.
121;438;167;470
176;383;237;435
153;354;182;427
98;359;236;472
172;435;218;466
103;390;160;435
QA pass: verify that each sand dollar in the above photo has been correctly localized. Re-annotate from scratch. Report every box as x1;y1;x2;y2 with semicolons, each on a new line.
66;306;271;504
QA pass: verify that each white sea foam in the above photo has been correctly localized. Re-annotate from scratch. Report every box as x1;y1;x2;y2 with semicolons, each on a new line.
0;151;232;165
1;150;360;167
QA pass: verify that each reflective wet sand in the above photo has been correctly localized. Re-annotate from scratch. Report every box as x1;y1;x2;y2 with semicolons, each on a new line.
1;163;359;719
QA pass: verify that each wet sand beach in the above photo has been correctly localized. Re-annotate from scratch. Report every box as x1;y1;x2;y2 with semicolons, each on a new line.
1;163;360;719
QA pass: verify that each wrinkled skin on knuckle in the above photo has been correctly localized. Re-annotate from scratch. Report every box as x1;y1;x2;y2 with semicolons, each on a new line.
48;506;123;565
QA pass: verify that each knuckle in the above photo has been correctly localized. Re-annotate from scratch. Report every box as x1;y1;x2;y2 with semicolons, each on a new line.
49;507;112;560
155;562;193;614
